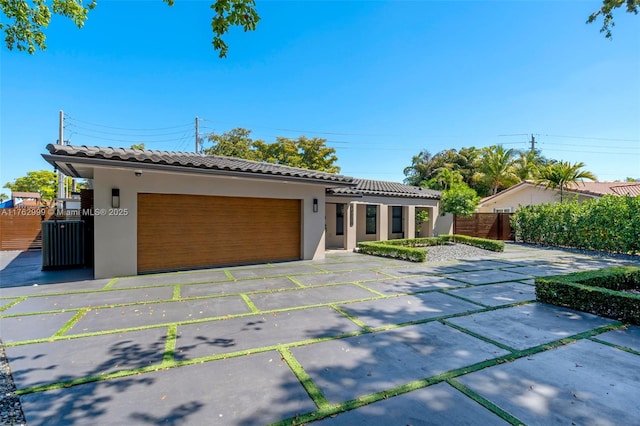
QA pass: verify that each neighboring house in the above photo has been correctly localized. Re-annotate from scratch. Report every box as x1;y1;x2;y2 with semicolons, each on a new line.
42;144;445;279
0;192;42;209
477;180;640;213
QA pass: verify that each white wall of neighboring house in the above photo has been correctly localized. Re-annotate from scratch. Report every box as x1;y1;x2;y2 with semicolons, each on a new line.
92;167;326;279
478;184;593;213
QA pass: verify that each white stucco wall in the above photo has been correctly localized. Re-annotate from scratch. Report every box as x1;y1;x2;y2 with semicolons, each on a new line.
478;185;593;213
92;167;327;278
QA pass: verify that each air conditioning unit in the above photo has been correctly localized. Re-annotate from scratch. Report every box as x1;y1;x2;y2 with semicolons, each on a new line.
42;220;85;269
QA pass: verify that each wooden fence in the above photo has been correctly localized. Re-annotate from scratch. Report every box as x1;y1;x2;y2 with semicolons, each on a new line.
454;213;513;240
0;210;53;250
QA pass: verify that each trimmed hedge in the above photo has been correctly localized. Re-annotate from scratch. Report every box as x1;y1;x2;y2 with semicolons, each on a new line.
535;266;640;324
511;195;640;254
450;235;505;252
356;235;503;261
357;242;426;262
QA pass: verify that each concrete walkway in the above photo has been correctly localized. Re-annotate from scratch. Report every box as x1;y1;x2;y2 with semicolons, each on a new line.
1;243;639;425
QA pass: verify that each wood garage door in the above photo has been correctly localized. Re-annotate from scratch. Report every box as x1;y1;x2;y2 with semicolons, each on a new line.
138;193;301;273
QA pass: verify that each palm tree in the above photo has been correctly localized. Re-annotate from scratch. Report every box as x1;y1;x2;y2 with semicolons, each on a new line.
480;145;519;195
432;168;464;190
536;161;596;202
513;150;545;181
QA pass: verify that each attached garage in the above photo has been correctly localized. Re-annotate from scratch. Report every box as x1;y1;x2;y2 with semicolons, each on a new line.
43;144;355;279
138;193;301;273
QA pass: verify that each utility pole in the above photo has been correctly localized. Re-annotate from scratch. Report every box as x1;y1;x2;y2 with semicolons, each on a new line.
530;134;536;152
195;116;200;153
58;110;65;200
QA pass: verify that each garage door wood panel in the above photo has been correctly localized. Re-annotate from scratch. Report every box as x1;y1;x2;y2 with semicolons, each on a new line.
138;193;301;273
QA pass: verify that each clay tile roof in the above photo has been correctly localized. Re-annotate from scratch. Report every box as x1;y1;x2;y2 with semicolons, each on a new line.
566;181;640;197
327;178;440;199
45;144;354;184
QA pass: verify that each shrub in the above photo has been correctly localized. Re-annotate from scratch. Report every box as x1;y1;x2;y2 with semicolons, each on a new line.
535;266;640;324
356;234;503;261
451;235;505;252
511;195;640;254
357;242;426;262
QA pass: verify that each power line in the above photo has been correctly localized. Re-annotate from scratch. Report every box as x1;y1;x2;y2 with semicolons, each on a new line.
64;114;192;132
67;131;192;144
64;122;193;138
538;133;640;143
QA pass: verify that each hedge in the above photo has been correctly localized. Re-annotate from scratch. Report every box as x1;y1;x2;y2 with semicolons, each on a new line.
511;195;640;254
356;235;503;261
450;235;505;252
357;242;426;262
535;266;640;324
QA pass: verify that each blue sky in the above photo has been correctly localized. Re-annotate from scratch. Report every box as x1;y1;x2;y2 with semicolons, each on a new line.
1;0;639;189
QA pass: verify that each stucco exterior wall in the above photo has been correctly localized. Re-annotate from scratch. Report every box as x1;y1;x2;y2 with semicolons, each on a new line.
478;185;594;213
92;167;326;279
325;203;344;248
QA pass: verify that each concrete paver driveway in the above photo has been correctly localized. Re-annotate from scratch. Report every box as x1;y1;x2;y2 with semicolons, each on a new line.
1;244;639;425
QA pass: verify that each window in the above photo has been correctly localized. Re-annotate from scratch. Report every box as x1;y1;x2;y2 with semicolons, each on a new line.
391;206;403;234
366;205;377;234
493;207;512;213
336;204;344;236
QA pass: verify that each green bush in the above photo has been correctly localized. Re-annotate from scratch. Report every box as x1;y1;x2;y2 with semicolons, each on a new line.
451;235;505;252
356;234;503;261
535;266;640;324
511;195;640;254
357;242;426;262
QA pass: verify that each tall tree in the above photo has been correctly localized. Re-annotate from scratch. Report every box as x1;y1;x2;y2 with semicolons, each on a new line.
205;128;260;160
254;136;340;173
479;145;519;195
513;149;547;181
536;161;597;202
3;170;57;201
403;150;437;186
204;129;340;173
587;0;640;38
1;0;259;57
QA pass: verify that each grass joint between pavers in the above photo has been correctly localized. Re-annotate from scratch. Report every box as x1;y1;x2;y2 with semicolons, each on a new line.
54;308;89;337
103;278;119;290
446;378;525;425
278;346;331;411
241;294;260;313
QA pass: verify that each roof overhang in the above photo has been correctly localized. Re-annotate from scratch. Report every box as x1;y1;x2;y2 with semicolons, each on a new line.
42;153;356;188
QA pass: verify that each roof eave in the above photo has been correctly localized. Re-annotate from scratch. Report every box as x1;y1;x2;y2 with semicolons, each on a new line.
42;154;356;187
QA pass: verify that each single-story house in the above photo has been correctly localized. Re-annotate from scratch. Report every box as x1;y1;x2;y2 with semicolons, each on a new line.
43;144;449;279
477;180;640;213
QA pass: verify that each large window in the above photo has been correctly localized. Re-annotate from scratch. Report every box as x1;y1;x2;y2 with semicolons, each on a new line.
336;204;344;236
391;206;403;234
366;205;377;235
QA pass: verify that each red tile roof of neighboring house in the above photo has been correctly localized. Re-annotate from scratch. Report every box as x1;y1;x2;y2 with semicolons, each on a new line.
479;180;640;206
567;181;640;197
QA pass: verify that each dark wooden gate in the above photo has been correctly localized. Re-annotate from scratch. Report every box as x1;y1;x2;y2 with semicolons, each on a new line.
454;213;513;240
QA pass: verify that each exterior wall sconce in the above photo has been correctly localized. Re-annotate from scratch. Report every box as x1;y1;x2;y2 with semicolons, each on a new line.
313;198;318;213
112;188;120;208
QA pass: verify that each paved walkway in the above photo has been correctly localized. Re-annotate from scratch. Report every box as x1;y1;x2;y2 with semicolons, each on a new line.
1;243;639;425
